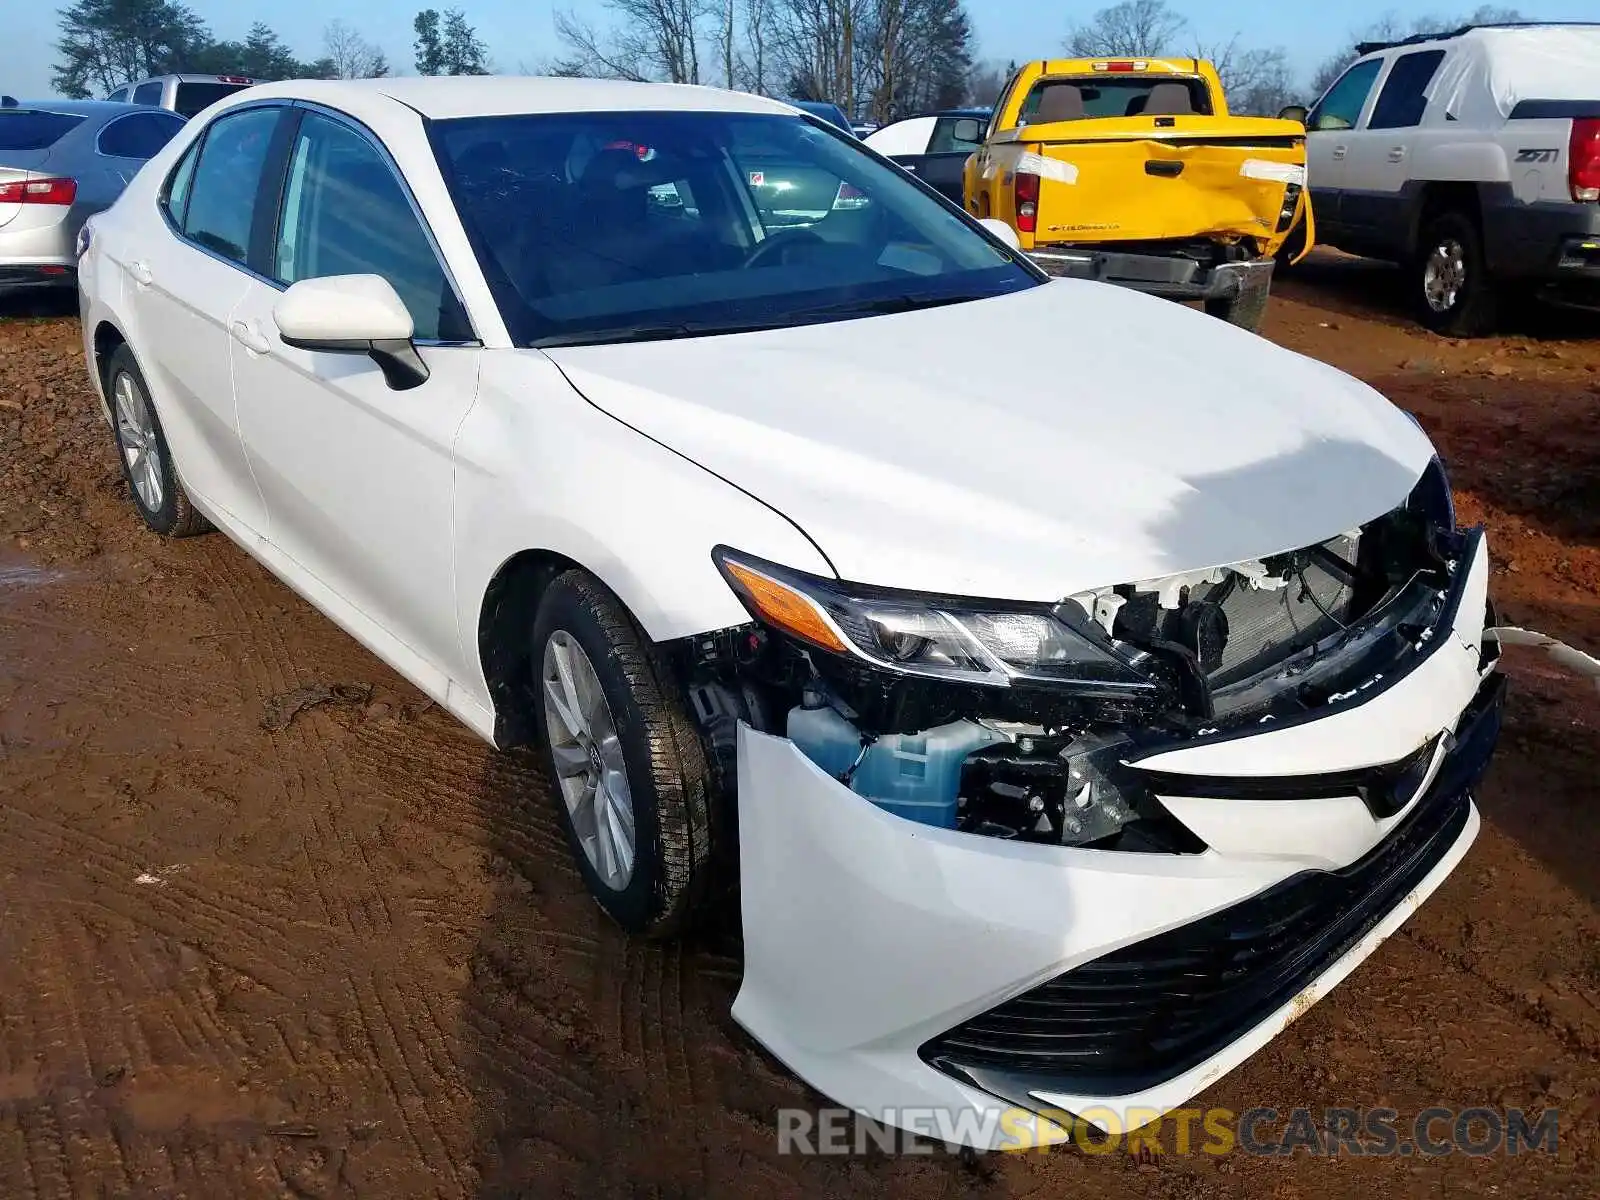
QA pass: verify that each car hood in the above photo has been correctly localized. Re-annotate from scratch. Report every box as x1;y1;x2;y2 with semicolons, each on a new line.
543;281;1435;601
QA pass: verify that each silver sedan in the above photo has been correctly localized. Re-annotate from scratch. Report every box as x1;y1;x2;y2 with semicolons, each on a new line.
0;99;187;294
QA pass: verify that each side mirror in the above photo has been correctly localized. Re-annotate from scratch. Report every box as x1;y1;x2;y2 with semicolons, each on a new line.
1278;104;1309;126
273;274;429;391
979;217;1021;251
952;118;984;144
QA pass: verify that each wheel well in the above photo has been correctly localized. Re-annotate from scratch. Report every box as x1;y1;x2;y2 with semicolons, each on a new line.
1410;183;1481;255
92;322;126;390
477;549;582;748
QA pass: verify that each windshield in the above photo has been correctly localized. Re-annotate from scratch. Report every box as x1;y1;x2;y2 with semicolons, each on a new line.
430;110;1038;348
0;110;86;151
174;82;252;118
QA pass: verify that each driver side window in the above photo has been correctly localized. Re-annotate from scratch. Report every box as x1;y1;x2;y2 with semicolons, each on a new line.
272;111;470;342
1309;58;1384;132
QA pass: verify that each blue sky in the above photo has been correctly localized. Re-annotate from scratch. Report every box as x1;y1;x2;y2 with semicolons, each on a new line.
5;2;1596;99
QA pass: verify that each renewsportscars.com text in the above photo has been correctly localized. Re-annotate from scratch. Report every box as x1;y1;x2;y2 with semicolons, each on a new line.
776;1105;1561;1157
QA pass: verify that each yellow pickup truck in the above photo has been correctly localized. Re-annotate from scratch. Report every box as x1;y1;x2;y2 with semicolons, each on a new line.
965;57;1311;330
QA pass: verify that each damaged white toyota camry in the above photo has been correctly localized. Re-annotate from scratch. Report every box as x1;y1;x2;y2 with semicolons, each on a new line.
78;77;1503;1148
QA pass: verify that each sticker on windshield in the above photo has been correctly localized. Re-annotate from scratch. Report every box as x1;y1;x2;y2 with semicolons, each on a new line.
748;171;765;186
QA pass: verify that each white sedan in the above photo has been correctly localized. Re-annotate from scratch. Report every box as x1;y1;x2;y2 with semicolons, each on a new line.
78;77;1504;1149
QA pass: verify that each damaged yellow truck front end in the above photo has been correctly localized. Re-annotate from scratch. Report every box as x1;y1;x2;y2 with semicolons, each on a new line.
965;57;1313;331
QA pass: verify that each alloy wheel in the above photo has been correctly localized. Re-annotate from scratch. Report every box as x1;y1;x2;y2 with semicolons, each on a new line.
113;370;164;513
541;630;636;890
1423;238;1467;314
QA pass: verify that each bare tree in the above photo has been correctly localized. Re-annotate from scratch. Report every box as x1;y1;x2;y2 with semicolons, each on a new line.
553;0;708;84
324;19;389;79
772;0;863;109
967;59;1011;109
739;0;774;93
1066;0;1188;57
1309;5;1523;99
1199;36;1296;114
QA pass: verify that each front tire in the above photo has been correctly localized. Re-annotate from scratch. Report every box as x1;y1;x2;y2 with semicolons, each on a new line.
106;345;211;537
1415;211;1498;337
530;570;716;938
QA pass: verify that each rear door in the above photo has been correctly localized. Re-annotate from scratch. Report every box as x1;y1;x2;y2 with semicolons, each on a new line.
1340;49;1447;256
1304;57;1385;239
121;103;285;533
95;110;187;185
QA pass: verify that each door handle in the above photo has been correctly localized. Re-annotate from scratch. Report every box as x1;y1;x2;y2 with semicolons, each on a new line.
1387;146;1407;162
127;260;153;288
230;320;271;355
1331;145;1348;160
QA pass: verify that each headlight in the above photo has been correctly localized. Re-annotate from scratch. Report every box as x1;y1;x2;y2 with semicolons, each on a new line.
713;547;1154;693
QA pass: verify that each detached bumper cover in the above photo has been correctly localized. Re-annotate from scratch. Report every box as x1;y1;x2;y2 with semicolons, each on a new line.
732;534;1496;1148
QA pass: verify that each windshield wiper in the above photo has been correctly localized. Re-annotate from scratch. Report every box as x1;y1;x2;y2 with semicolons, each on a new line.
529;293;993;349
531;319;793;349
789;292;992;321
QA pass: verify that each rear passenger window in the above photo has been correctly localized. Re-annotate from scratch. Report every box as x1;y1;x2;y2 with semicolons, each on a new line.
98;112;185;159
272;112;469;341
132;82;164;106
177;106;279;265
1367;50;1446;130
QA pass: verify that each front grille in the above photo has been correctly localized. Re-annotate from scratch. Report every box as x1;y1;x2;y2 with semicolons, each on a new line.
921;675;1501;1103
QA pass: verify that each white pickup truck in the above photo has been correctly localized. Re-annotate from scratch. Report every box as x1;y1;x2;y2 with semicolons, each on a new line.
1295;22;1600;335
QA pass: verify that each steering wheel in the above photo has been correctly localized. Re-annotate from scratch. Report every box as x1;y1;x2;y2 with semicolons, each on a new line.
742;229;827;269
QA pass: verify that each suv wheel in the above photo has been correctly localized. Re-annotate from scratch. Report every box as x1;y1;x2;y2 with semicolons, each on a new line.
530;570;716;937
106;345;212;537
1415;212;1497;337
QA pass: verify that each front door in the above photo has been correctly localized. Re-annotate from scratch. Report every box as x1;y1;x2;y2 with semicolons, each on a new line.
1339;49;1448;257
229;108;481;685
1304;57;1385;243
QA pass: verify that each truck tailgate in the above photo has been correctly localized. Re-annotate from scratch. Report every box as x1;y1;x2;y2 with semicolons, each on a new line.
1015;116;1304;244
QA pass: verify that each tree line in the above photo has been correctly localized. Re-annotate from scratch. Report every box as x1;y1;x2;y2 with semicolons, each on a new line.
51;1;485;97
53;0;1532;121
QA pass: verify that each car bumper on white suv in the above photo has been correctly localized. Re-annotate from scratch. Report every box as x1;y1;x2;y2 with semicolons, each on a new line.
731;533;1499;1149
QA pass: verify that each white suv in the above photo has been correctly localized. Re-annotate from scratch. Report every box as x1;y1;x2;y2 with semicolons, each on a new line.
1298;22;1600;334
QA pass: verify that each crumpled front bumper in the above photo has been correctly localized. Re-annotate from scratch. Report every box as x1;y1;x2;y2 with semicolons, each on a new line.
732;533;1497;1149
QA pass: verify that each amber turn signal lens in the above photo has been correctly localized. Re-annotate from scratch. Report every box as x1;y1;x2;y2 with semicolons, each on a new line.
723;561;849;654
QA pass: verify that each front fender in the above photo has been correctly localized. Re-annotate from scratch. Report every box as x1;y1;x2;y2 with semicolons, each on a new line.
452;350;834;717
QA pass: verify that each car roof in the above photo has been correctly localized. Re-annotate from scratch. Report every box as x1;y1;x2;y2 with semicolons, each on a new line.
235;76;797;122
6;99;178;119
122;74;259;84
1356;20;1600;56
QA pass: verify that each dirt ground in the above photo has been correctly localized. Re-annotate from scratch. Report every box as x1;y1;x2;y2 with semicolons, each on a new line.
1;256;1597;1199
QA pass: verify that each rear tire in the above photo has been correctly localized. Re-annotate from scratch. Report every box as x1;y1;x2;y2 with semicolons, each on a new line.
1204;282;1270;333
106;345;211;538
1414;211;1498;337
530;570;716;938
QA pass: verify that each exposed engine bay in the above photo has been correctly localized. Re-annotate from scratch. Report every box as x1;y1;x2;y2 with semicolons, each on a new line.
674;461;1476;853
